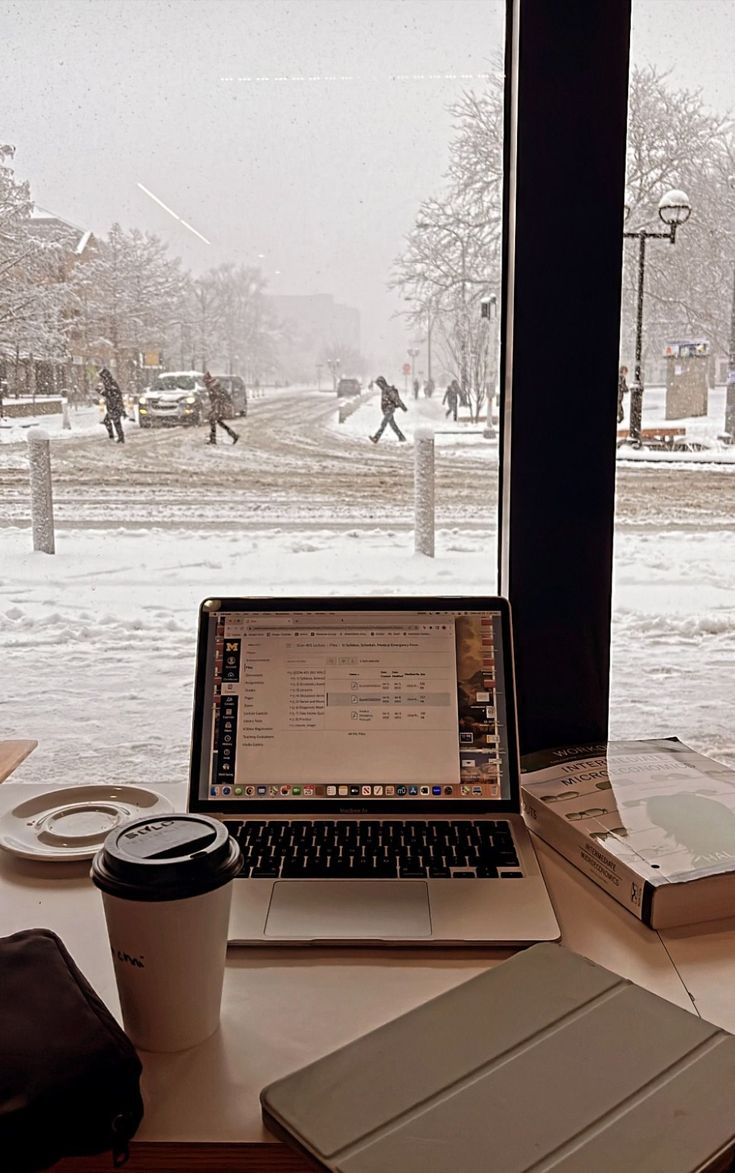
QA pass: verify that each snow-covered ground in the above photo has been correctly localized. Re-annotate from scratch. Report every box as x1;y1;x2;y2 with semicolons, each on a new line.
616;385;735;464
2;522;734;785
1;383;734;786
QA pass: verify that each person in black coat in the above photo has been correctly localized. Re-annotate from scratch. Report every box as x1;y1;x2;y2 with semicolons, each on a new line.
203;372;239;445
98;368;127;443
617;365;629;424
370;375;407;443
443;380;460;422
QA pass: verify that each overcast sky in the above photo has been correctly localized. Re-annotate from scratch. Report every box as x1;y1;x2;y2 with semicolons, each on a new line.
2;0;735;367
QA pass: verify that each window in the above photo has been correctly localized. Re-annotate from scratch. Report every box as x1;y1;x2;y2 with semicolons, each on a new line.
1;1;506;785
610;0;735;768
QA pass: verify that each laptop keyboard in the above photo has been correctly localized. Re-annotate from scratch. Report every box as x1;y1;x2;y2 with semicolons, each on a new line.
225;819;522;879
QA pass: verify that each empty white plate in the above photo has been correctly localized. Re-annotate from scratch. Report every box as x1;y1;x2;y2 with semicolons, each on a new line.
0;785;175;861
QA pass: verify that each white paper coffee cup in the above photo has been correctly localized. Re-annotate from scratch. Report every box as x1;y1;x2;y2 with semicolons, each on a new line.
92;814;241;1052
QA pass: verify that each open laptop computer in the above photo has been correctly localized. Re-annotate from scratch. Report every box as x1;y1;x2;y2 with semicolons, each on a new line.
188;596;560;946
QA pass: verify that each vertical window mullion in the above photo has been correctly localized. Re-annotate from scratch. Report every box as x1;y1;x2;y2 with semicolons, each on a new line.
499;0;632;754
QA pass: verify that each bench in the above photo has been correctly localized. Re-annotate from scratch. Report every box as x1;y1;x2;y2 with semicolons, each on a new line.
616;426;686;450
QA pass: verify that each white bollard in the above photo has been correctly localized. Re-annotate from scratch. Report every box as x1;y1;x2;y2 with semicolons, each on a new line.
62;398;71;430
27;428;55;554
414;425;435;558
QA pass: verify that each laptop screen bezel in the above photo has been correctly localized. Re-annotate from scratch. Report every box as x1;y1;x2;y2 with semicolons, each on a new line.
188;595;522;814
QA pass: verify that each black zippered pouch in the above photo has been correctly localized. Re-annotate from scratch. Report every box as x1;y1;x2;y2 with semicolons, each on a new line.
0;928;144;1171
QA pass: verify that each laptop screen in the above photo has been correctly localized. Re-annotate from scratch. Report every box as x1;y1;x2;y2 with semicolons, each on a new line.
190;598;520;812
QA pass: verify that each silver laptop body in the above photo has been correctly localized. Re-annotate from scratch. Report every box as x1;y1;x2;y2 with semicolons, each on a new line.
188;596;559;946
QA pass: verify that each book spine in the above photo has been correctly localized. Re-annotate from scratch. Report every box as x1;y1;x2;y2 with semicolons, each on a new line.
521;787;652;923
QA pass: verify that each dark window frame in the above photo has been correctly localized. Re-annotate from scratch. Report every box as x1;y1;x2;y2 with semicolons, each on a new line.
498;0;632;754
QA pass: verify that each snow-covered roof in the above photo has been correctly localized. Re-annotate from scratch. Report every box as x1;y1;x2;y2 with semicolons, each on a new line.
75;230;93;255
28;212;95;255
156;370;205;377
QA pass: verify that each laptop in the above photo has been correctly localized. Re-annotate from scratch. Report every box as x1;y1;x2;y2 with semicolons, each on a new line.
188;596;560;946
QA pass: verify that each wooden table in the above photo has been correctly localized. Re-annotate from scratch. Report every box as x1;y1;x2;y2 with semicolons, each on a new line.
0;739;37;783
1;782;733;1172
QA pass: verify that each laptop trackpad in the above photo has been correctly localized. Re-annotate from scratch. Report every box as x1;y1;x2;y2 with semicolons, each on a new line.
264;880;432;939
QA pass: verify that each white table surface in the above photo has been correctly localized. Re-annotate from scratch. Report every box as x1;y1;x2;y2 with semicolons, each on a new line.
1;781;734;1145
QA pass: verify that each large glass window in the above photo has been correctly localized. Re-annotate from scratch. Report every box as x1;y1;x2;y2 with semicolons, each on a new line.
1;0;505;785
611;0;735;766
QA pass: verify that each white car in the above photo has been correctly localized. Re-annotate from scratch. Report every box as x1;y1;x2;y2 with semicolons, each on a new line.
138;371;206;428
138;372;247;428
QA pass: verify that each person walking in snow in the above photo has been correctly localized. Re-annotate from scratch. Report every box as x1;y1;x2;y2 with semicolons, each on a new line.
203;371;239;445
98;367;127;443
443;380;460;422
617;364;629;424
370;375;407;444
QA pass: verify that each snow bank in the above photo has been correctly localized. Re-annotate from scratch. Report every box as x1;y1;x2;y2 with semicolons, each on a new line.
3;522;735;787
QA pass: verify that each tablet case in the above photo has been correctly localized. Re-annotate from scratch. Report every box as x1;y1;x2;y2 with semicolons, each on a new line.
261;943;735;1173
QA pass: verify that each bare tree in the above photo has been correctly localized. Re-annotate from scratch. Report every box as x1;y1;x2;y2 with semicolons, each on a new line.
395;63;735;405
198;263;281;381
391;68;504;415
319;342;367;377
622;66;735;373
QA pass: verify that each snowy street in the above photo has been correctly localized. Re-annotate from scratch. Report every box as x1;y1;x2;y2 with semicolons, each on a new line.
2;384;734;786
1;385;734;529
0;387;496;528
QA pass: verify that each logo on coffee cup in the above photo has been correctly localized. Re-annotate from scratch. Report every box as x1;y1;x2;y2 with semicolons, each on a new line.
124;820;176;841
112;946;145;968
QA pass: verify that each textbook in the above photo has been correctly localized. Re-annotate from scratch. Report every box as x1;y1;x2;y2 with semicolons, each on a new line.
520;737;735;929
261;943;735;1173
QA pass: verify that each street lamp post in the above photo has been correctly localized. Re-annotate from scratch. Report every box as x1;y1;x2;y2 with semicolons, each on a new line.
316;363;323;391
727;262;735;439
725;175;735;441
326;357;340;391
623;188;692;445
407;346;420;394
416;216;493;406
416;220;472;398
403;297;435;388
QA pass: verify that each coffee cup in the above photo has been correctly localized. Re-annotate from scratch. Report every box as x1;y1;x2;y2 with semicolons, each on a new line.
91;814;241;1052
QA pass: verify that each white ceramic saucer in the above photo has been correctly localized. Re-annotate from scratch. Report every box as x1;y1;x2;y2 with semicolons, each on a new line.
0;785;175;861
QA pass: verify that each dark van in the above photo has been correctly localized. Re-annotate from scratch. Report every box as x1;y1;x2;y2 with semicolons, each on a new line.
336;377;361;397
212;375;248;417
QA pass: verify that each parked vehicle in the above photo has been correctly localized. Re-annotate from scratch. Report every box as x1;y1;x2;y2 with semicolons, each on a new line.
336;377;361;397
138;371;246;427
211;375;248;417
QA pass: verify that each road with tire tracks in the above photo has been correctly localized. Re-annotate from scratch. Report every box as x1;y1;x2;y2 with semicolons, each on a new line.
0;387;732;531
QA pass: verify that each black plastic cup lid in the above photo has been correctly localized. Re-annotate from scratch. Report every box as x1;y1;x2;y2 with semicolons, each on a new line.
91;814;241;902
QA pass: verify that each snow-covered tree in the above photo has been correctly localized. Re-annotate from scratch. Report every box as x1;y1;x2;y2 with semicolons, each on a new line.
394;63;735;395
392;70;503;411
0;145;71;375
0;144;34;345
195;263;281;380
622;66;735;372
319;342;367;378
70;222;187;386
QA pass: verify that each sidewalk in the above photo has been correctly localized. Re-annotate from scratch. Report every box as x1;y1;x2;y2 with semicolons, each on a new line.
616;385;735;463
0;405;103;443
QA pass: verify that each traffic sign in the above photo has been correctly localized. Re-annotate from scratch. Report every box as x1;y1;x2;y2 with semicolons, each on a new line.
402;362;411;375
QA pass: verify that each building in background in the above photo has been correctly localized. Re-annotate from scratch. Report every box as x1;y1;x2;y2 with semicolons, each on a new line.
268;294;362;384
